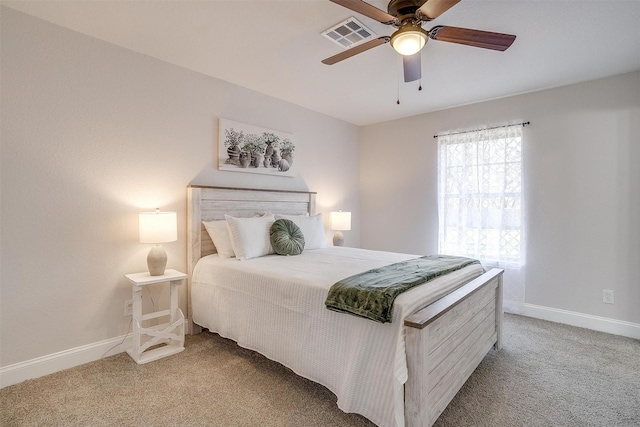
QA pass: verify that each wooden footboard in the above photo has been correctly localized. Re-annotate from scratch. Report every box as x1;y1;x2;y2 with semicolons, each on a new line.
404;268;504;427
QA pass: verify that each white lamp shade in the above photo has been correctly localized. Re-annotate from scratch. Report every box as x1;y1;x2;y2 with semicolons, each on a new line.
139;211;177;243
330;211;351;231
391;27;427;56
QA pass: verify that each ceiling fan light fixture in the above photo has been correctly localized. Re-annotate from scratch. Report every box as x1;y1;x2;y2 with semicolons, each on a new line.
390;25;428;56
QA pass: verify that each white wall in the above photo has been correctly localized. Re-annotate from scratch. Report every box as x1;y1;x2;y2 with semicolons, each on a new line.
0;8;360;368
360;71;640;326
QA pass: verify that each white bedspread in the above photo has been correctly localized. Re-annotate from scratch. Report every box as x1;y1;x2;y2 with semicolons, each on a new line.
191;247;484;427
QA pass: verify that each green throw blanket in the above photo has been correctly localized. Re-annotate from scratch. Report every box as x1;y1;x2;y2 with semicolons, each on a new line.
325;255;480;323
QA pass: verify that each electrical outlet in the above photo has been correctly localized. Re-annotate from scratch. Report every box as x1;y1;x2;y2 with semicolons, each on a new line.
602;290;615;304
124;300;133;316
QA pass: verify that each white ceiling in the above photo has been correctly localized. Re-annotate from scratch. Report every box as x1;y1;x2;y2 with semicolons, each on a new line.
3;0;640;126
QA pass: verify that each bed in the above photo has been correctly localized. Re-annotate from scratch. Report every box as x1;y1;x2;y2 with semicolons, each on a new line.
187;185;503;427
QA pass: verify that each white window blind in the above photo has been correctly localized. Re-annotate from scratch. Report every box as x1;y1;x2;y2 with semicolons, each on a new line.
437;124;526;312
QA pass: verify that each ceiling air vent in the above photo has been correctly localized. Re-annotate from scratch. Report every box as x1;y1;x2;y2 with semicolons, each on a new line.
322;17;376;49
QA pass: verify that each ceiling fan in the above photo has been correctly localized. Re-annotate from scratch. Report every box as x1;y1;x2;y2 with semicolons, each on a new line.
322;0;517;82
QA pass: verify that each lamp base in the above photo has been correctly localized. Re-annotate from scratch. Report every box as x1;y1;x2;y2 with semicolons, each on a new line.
147;244;168;276
333;231;345;247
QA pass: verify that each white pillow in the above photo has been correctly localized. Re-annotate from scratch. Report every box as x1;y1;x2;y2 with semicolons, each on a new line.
202;220;236;259
274;213;326;250
225;214;276;260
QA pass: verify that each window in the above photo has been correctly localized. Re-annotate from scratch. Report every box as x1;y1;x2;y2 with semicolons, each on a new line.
437;124;524;267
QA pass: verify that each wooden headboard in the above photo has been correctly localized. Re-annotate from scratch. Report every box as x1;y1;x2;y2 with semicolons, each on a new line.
186;185;317;330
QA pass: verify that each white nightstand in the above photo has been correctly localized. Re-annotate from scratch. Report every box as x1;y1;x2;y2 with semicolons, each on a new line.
124;269;187;364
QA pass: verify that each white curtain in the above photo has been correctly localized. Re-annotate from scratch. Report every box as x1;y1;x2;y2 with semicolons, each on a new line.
437;124;526;313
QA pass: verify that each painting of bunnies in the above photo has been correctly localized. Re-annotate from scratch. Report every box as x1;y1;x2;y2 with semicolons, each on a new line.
218;119;295;177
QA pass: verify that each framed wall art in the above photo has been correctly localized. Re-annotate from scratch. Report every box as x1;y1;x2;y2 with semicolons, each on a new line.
218;118;296;177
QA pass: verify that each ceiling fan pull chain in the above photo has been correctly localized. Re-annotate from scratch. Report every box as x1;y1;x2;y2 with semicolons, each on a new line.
419;49;423;91
397;55;401;104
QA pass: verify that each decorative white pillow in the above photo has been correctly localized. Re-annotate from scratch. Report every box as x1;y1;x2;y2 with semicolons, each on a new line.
274;213;326;250
202;220;236;259
225;214;276;260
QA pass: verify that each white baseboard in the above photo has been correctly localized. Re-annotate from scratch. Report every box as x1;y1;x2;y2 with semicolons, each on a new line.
0;334;132;389
523;304;640;340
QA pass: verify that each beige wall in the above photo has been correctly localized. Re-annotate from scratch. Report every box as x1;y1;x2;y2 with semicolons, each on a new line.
0;8;360;366
360;71;640;325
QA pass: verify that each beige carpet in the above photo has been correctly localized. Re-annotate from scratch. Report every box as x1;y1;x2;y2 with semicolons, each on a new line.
1;314;639;426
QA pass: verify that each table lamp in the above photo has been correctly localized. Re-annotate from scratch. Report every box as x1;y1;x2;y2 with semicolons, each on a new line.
139;209;177;276
330;210;351;247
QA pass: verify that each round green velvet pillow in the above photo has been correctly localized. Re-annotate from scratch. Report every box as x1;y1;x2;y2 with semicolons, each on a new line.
270;219;305;256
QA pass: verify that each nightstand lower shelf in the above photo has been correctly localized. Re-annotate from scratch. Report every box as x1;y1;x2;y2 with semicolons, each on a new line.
127;308;185;364
127;345;184;364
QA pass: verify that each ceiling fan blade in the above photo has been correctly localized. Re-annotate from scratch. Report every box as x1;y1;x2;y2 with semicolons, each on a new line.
329;0;397;25
418;0;461;20
403;53;421;82
428;26;516;51
322;36;390;65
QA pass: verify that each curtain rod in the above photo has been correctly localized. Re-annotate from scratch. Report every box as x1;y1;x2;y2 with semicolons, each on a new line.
433;121;530;139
